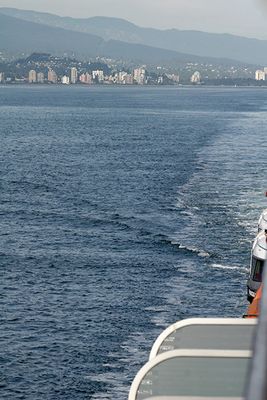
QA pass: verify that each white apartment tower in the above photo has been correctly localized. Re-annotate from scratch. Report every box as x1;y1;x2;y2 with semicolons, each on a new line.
62;75;70;85
190;71;201;84
133;67;146;85
70;67;78;84
255;70;265;81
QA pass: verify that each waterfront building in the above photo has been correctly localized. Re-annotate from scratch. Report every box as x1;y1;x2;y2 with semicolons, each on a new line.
62;75;70;85
116;72;133;85
255;69;266;81
70;67;78;84
48;69;57;83
28;69;37;83
133;67;146;85
118;71;127;84
190;71;201;83
37;72;45;83
166;73;180;83
92;70;104;83
111;73;118;84
79;73;86;83
124;74;133;85
0;72;4;83
79;72;92;84
85;73;93;84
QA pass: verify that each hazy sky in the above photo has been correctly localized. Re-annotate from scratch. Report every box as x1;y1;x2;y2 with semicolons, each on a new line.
0;0;267;39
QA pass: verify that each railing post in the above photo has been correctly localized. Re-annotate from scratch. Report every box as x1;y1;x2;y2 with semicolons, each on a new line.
246;265;267;399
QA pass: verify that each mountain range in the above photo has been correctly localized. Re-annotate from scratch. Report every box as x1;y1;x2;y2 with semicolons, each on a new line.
0;7;267;66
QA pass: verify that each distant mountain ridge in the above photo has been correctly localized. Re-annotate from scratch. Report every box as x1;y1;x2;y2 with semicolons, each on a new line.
0;12;246;66
0;7;267;65
0;13;102;58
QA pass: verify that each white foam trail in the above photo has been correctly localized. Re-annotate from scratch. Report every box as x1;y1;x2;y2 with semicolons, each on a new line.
174;242;210;258
88;332;149;400
211;263;248;271
150;315;169;327
198;251;210;258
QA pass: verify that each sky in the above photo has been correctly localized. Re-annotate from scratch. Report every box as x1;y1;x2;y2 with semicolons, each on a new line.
0;0;267;39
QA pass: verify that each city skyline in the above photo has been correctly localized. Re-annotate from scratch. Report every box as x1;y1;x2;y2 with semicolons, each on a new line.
0;0;267;40
1;51;265;86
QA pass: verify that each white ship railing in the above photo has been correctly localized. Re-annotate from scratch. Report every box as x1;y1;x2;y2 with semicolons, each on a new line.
150;318;256;360
246;262;267;400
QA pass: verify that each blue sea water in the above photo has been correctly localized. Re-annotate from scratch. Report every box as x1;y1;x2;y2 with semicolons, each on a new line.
1;85;267;399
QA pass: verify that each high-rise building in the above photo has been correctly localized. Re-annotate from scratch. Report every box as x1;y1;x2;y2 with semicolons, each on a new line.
255;70;265;81
118;71;127;83
48;69;57;83
28;70;37;83
116;71;133;85
37;72;45;83
92;70;104;83
190;71;201;83
0;72;4;83
62;75;70;85
70;67;78;84
133;67;146;85
79;73;92;84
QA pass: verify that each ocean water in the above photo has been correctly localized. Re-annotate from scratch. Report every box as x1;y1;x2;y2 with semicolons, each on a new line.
1;85;267;399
